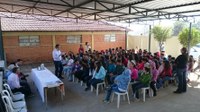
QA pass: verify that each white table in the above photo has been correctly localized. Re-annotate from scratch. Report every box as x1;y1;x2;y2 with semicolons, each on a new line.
31;68;65;108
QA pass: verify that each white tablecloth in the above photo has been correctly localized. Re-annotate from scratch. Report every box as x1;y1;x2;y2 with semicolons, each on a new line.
0;60;5;69
31;68;64;102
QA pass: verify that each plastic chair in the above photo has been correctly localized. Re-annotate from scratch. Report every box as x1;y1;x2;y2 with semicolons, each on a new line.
141;87;152;102
3;83;25;101
91;81;105;96
1;90;27;109
2;95;27;112
111;81;131;108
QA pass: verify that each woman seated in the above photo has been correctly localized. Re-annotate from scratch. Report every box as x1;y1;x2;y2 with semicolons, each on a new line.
159;60;172;87
103;69;131;103
150;64;159;96
132;63;152;100
63;55;74;80
128;60;138;82
70;59;81;81
7;67;32;97
85;61;106;91
74;56;90;82
105;59;116;85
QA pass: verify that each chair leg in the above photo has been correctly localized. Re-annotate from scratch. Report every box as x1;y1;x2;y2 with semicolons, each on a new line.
72;75;75;82
148;89;151;97
91;85;93;92
96;85;99;96
101;84;104;90
81;81;83;86
143;89;146;102
117;94;120;109
111;93;115;102
127;93;130;104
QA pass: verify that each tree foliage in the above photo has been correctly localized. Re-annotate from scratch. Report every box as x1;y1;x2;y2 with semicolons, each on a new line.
178;28;200;47
172;21;186;36
152;26;172;51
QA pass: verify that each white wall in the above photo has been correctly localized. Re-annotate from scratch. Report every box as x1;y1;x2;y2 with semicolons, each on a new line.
127;35;183;57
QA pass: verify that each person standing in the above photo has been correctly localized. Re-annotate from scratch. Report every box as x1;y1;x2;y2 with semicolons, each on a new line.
78;44;84;58
85;42;91;52
52;44;64;79
174;47;188;93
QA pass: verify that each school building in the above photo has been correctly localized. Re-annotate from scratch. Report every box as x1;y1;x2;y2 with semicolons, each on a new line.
1;18;127;64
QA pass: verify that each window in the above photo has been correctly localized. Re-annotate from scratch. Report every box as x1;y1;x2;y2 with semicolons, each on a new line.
104;34;116;42
67;35;82;44
19;36;39;46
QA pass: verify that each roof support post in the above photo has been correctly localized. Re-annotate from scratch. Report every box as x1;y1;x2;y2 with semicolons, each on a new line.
188;22;192;54
148;25;151;52
91;32;94;51
0;18;4;60
125;30;127;50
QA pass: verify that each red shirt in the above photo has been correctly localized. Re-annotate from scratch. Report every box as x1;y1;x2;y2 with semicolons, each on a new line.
137;62;144;70
78;48;84;54
160;67;172;78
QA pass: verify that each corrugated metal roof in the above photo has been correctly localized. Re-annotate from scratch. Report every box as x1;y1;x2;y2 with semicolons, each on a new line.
0;0;200;22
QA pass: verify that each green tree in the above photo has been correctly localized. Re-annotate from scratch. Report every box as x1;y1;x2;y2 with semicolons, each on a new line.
172;21;186;36
152;26;172;52
178;28;200;48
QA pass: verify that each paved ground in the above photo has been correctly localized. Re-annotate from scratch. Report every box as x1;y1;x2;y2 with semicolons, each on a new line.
21;63;200;112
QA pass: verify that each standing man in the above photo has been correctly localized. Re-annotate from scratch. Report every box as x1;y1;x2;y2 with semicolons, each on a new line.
85;42;91;52
174;47;188;93
52;44;64;79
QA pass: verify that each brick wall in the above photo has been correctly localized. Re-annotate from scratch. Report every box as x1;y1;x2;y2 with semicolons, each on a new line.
3;32;125;64
94;34;125;51
3;35;53;64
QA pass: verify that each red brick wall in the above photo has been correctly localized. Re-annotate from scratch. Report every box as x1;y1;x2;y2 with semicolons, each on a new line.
55;34;92;54
3;32;125;64
94;34;125;51
3;35;53;64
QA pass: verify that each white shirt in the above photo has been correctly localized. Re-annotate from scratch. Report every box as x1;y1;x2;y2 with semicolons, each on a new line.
85;45;91;52
67;59;74;66
52;48;62;61
7;73;20;89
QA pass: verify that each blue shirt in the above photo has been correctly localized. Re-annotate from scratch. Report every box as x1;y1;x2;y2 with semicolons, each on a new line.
4;70;13;80
94;66;106;80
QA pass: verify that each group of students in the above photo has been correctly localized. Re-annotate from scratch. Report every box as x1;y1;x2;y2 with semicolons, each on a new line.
53;43;190;103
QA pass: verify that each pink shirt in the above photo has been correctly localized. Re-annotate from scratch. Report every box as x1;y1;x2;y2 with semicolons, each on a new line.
152;69;159;81
130;68;138;80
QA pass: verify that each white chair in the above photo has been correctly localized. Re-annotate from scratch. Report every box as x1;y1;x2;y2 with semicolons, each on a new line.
111;81;131;108
91;81;105;96
3;83;25;101
1;90;27;109
2;96;27;112
141;87;152;102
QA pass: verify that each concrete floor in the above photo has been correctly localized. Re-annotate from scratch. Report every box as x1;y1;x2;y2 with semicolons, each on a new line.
21;63;200;112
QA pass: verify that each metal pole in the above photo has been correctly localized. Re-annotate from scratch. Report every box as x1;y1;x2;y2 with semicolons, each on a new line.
188;22;192;54
125;30;127;50
148;25;152;52
0;18;4;60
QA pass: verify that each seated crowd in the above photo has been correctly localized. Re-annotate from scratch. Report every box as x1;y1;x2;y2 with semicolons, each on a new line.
2;45;195;107
60;46;194;102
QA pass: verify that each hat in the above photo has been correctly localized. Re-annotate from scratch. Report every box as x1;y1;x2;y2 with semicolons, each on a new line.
144;62;150;68
131;60;136;65
7;64;15;71
122;69;131;76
